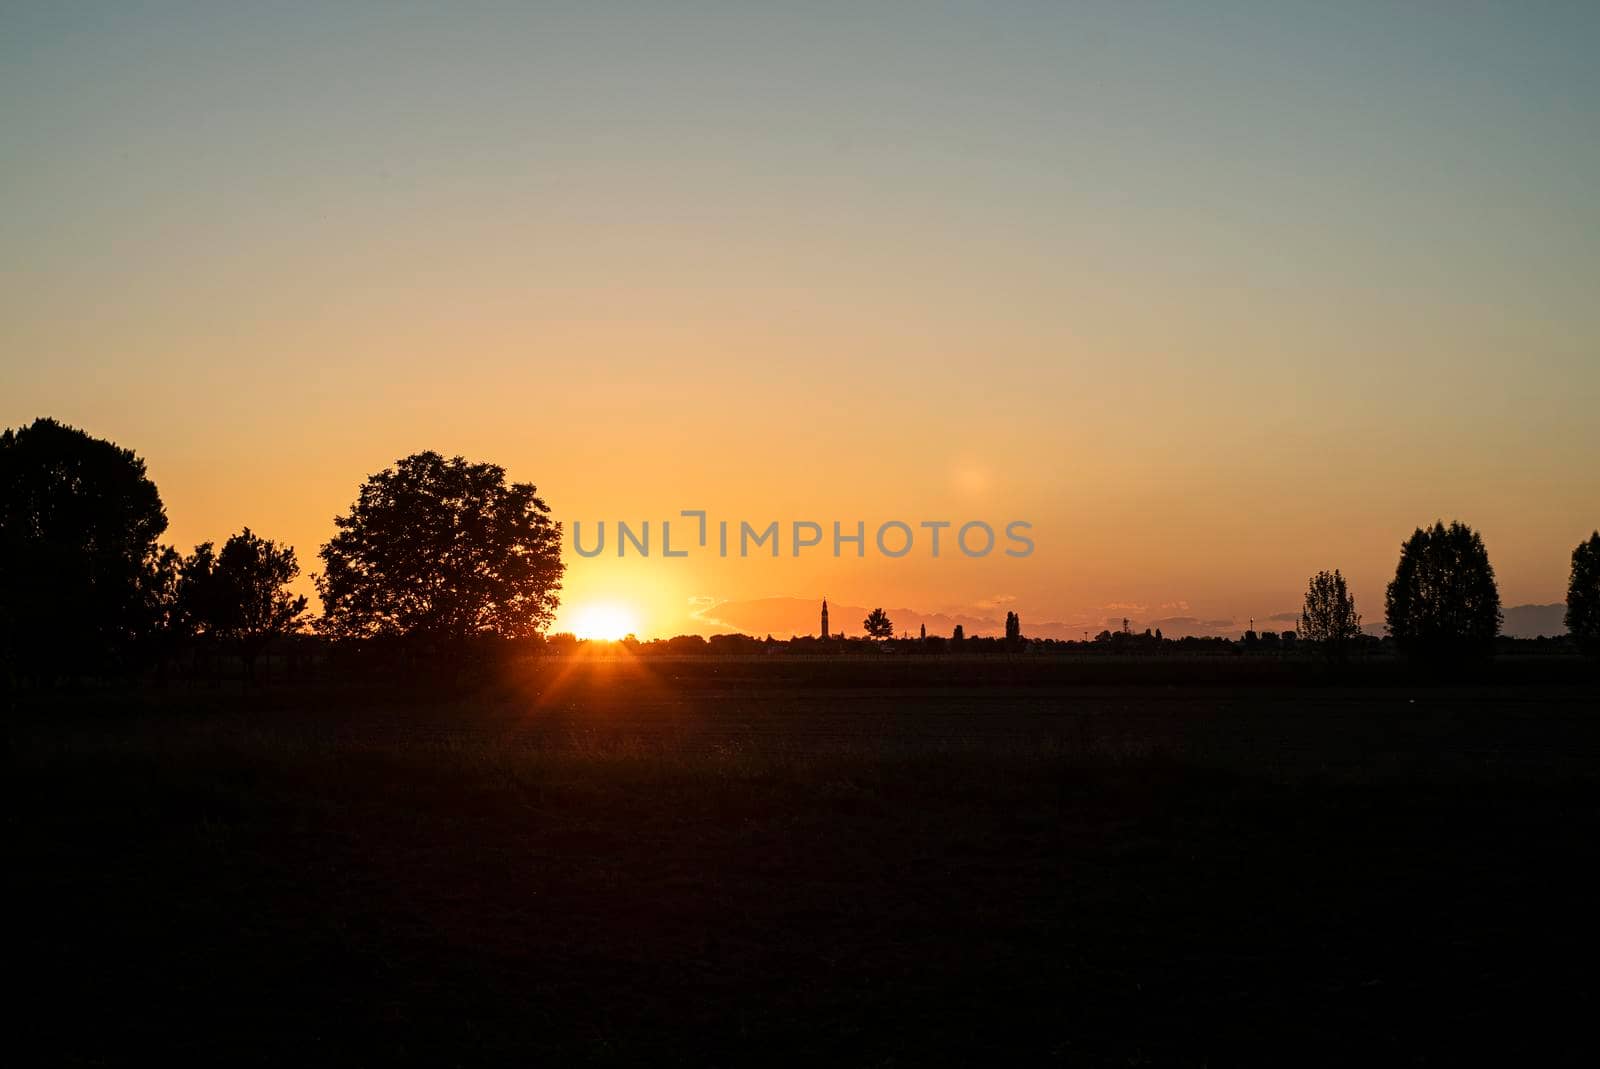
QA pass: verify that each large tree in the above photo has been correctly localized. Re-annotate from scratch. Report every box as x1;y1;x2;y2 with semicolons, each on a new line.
1567;531;1600;658
1384;520;1502;660
316;452;563;645
1299;569;1362;659
0;418;169;678
182;529;307;680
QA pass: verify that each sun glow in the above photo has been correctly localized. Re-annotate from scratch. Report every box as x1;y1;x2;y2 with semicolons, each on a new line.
568;602;639;642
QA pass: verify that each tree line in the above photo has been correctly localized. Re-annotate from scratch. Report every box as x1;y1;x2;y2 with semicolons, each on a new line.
2;417;1596;686
1;419;563;683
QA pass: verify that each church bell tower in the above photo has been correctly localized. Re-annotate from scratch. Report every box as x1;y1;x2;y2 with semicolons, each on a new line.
820;598;830;640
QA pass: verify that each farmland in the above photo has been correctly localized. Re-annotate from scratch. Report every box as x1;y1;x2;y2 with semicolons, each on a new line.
15;657;1600;1064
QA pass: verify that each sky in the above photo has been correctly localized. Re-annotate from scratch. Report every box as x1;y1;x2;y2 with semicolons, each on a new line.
3;1;1596;639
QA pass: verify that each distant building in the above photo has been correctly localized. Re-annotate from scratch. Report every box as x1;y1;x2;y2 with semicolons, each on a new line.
820;598;830;640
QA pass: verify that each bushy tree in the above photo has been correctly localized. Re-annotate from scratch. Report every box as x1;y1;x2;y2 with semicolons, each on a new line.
863;607;894;640
182;529;307;680
1568;531;1600;658
1385;520;1501;661
317;452;563;646
1005;611;1021;641
0;418;169;679
1300;569;1362;659
177;542;221;633
143;545;186;676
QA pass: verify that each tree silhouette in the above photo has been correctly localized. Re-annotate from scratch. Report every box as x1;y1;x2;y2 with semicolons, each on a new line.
1299;569;1362;660
1384;520;1501;661
144;545;185;677
1567;531;1600;658
0;418;169;679
1005;611;1021;641
951;624;964;643
176;542;223;676
863;607;894;640
182;529;307;681
317;452;563;646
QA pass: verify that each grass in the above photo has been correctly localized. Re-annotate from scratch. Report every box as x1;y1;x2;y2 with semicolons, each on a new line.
13;662;1600;1064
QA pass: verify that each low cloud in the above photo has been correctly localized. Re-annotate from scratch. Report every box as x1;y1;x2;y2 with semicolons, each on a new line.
1142;616;1238;638
1502;603;1568;638
688;596;1002;639
687;595;739;633
673;598;1403;642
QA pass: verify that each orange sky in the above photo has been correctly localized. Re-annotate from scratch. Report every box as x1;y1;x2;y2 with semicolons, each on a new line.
3;4;1596;638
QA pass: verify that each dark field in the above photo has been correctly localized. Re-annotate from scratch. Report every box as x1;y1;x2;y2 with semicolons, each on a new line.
15;659;1600;1065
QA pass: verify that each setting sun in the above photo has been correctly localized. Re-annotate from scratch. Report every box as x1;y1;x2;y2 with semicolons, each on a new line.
567;602;638;642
